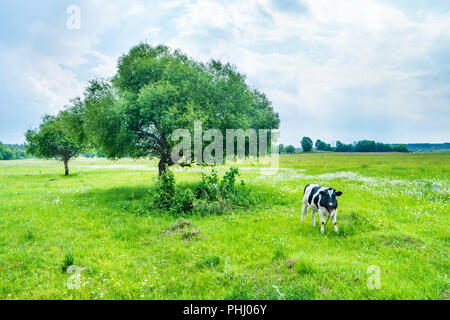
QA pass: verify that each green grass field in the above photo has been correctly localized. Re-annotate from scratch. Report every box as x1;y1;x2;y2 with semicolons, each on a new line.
1;153;449;300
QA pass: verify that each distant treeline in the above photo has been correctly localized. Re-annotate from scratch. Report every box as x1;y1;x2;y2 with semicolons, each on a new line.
0;142;29;160
81;152;106;158
334;140;409;153
393;143;450;152
280;139;410;154
1;140;123;161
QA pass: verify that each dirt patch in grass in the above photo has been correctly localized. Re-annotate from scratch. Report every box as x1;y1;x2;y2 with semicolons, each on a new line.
319;286;332;296
162;218;201;241
372;233;424;248
181;229;200;242
170;218;192;231
441;289;449;300
284;259;296;270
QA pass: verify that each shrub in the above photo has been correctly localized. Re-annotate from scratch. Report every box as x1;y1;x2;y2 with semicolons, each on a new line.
152;170;176;210
220;167;239;197
195;200;227;216
195;169;219;200
170;187;195;216
151;167;254;216
201;168;253;204
194;168;255;215
152;170;195;216
234;179;255;207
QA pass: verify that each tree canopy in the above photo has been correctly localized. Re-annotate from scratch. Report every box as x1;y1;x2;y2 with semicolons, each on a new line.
315;139;332;151
301;137;313;152
285;145;296;154
25;113;84;175
0;142;28;160
78;43;280;175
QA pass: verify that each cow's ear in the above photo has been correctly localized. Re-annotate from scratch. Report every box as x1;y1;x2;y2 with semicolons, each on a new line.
336;191;343;196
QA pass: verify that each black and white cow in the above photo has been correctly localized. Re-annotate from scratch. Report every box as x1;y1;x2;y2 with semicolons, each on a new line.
301;184;343;233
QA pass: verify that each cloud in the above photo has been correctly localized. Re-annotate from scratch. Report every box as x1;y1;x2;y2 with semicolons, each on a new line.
125;4;146;17
271;0;308;14
0;0;449;144
24;59;85;113
166;0;450;143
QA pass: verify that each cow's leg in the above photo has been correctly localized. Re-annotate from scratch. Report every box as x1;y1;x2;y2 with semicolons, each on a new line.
318;210;326;234
301;203;308;223
311;210;316;227
332;210;338;233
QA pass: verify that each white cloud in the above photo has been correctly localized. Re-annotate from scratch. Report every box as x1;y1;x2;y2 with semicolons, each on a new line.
125;4;146;17
1;0;450;144
165;0;450;143
24;58;85;114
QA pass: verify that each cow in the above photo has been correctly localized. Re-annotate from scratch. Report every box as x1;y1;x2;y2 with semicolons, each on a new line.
301;184;343;233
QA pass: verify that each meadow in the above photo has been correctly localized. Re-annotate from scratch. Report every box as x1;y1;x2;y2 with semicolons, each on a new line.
0;153;448;300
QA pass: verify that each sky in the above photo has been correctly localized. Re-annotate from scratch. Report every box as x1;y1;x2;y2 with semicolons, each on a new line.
0;0;449;146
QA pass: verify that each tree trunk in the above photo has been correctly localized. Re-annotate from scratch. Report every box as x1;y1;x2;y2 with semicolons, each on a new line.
64;159;69;176
158;159;167;176
158;146;174;176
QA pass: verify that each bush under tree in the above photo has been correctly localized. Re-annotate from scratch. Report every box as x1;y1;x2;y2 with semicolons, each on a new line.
152;167;254;216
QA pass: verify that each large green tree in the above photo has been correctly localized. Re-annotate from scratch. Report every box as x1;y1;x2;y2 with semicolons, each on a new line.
80;43;279;175
25;113;84;175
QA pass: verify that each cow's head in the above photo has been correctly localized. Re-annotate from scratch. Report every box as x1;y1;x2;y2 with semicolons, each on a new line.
319;188;343;212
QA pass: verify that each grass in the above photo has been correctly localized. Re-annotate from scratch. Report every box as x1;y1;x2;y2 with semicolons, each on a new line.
0;153;449;300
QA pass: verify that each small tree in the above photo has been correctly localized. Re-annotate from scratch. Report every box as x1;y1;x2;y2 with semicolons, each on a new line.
285;145;295;154
25;113;83;176
315;139;332;151
301;137;313;152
